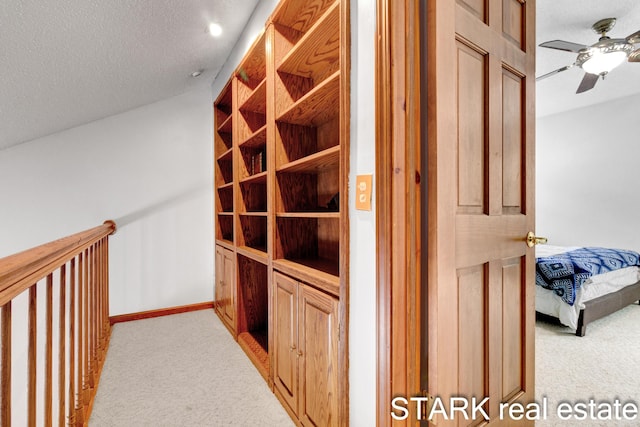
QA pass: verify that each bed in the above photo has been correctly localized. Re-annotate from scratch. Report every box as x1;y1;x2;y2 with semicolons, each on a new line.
535;245;640;336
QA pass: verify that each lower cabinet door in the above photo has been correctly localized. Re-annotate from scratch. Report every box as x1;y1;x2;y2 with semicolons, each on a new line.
273;272;299;414
298;283;339;427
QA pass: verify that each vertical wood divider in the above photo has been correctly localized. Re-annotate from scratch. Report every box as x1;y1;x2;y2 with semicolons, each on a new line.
59;264;67;426
28;285;37;427
1;301;11;427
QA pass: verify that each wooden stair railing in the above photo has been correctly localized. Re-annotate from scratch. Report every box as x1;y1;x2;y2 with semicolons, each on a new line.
0;221;116;426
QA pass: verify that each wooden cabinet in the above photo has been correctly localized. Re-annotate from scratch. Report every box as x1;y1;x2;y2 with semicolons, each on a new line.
213;0;348;423
214;245;236;334
273;272;338;426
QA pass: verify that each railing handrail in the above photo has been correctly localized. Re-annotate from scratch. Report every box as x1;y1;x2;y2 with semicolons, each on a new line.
0;220;116;306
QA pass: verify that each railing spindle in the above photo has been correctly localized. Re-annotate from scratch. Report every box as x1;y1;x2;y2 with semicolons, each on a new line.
75;251;84;426
45;273;53;425
1;301;11;427
28;285;37;427
69;258;76;426
83;248;90;408
59;265;66;427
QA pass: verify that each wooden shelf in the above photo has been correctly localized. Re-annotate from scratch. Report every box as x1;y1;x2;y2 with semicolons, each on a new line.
240;79;267;113
217;182;234;191
240;171;268;186
217;147;233;163
239;125;267;149
217;212;234;217
216;239;234;250
276;212;339;219
237;246;268;263
278;2;340;81
217;114;233;133
272;258;339;296
240;212;268;217
276;70;340;126
272;0;336;33
277;145;339;173
216;240;235;254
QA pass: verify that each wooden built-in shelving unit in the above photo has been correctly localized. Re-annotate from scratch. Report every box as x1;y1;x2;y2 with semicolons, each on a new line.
213;0;348;424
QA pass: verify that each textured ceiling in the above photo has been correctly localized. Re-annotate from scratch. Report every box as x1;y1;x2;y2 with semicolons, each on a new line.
2;2;638;149
537;0;640;117
0;0;259;150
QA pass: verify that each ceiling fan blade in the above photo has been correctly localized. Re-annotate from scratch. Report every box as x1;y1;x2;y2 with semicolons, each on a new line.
539;40;588;53
626;30;640;44
576;73;599;94
536;64;574;81
629;49;640;63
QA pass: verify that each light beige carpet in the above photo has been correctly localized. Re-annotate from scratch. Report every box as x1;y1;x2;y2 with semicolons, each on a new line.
535;303;640;426
90;310;294;426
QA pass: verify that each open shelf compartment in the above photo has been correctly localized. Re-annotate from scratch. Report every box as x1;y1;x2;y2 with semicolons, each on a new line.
238;214;267;253
277;2;340;83
275;216;339;277
236;255;269;378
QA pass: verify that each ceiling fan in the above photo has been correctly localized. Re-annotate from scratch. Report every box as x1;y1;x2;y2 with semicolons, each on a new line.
537;18;640;93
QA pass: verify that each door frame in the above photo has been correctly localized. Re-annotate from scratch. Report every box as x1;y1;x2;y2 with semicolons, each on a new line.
375;0;422;425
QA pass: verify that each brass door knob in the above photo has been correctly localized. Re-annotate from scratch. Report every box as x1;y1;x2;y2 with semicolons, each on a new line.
526;231;548;248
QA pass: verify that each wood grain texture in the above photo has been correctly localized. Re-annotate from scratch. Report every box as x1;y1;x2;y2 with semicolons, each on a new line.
278;2;340;83
427;1;537;425
298;283;338;427
237;31;267;91
239;79;267;114
271;0;336;33
277;145;339;174
28;285;36;427
277;71;340;126
238;215;267;251
239;125;267;149
275;122;317;167
273;272;299;415
237;256;269;334
1;301;11;426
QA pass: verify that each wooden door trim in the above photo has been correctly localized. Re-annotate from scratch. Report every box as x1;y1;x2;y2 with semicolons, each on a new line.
376;0;422;425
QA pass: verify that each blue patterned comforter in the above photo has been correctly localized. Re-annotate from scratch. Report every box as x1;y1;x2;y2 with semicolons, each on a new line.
536;247;640;305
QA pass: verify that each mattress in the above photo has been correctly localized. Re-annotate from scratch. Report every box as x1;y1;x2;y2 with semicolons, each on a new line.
535;245;640;329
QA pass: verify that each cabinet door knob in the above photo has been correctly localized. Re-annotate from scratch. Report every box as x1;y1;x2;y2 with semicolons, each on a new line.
290;345;296;351
297;350;303;357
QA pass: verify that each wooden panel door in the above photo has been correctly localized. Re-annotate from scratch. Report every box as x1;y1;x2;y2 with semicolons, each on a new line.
298;283;338;427
427;0;536;425
273;272;299;414
214;246;224;316
222;248;236;330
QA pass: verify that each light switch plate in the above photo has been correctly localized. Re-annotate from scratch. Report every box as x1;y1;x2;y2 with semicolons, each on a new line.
355;174;373;211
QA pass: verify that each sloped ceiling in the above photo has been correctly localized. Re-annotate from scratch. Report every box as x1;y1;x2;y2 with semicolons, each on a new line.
0;0;259;150
1;1;639;150
537;0;640;117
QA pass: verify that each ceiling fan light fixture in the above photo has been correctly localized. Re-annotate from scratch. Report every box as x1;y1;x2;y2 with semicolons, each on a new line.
581;50;627;74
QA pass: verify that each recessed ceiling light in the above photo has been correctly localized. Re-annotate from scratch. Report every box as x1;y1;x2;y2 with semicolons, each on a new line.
208;23;223;37
191;70;203;78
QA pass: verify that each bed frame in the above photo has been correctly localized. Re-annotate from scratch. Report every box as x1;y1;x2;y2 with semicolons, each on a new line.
574;280;640;336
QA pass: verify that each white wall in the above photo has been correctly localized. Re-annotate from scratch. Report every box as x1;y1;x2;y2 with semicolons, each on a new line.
210;1;378;425
348;0;377;425
0;89;214;315
536;92;640;251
